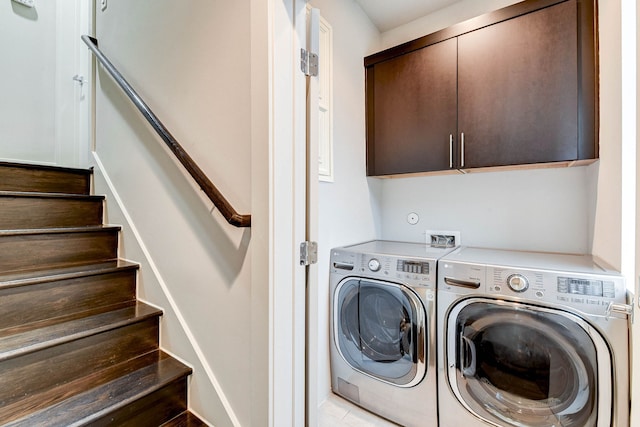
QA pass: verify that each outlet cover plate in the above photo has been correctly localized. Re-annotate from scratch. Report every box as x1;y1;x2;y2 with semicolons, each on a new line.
425;230;461;248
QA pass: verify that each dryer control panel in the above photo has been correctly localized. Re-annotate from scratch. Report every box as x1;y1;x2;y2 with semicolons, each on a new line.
438;246;627;317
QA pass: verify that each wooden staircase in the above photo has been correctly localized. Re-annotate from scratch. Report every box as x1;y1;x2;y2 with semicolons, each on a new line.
0;162;206;426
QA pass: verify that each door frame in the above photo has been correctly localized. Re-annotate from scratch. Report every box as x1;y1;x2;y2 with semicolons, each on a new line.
305;5;321;427
259;0;312;425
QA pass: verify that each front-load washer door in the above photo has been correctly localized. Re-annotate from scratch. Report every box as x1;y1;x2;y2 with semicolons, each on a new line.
446;299;610;427
334;278;426;387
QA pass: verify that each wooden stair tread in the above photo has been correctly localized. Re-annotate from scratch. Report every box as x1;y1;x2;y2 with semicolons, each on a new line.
0;226;120;274
0;316;159;414
0;191;104;201
3;351;191;427
0;351;165;422
0;300;138;337
0;161;92;175
0;259;138;290
0;192;105;229
0;302;161;362
161;412;209;427
0;225;121;237
0;162;92;195
0;260;138;332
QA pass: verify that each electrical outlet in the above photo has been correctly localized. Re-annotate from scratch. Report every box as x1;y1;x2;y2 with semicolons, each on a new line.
425;230;460;248
11;0;35;8
407;212;419;225
100;0;107;11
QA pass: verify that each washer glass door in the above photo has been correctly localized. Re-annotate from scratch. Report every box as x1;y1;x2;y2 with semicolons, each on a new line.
335;278;425;386
448;300;602;427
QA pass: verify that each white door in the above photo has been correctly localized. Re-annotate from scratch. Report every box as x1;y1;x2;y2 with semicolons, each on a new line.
0;1;57;165
55;0;92;167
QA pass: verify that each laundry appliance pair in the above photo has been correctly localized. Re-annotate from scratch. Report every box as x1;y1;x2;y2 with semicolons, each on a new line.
330;241;630;427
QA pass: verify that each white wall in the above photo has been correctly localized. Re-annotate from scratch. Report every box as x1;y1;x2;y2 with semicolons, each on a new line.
0;1;57;165
592;0;624;269
311;0;382;404
94;1;253;425
381;167;592;252
604;0;639;424
249;1;270;425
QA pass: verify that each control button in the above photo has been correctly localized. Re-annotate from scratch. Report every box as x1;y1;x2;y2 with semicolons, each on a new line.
535;291;544;298
368;258;381;272
507;274;529;293
494;286;501;292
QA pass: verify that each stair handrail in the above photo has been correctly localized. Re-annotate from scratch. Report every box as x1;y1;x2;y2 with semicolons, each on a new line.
82;35;251;228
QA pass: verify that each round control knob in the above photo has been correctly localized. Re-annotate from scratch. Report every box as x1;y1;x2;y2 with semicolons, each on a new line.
368;258;381;272
507;274;529;293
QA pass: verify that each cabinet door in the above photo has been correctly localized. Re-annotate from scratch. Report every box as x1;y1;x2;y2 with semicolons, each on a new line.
367;38;457;176
458;1;578;169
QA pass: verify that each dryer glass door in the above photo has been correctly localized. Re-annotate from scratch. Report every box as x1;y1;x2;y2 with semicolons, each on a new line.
335;278;425;386
448;301;600;427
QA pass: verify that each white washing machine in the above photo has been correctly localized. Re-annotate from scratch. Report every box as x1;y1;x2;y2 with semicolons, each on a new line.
437;247;631;427
330;240;455;427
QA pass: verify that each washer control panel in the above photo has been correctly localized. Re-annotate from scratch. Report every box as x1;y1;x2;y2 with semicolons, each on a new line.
397;260;430;275
330;249;436;288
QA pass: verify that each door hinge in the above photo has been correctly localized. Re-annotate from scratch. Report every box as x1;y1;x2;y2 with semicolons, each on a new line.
300;48;319;77
300;241;318;266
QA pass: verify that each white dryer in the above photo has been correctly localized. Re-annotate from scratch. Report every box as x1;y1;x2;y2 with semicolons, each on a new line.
330;240;455;427
437;247;631;427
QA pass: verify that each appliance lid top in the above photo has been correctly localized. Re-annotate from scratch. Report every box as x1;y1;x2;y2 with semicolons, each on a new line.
441;246;621;276
339;240;457;260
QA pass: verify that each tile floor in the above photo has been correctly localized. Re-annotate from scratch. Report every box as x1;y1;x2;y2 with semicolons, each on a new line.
318;394;399;427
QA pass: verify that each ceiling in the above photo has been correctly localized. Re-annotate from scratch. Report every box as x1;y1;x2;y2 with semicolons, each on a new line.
354;0;463;32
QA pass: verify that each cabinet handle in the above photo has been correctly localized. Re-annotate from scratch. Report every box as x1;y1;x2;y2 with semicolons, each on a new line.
449;134;453;168
461;132;465;168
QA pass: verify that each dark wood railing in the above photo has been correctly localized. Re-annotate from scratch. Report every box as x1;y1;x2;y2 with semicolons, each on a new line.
82;35;251;228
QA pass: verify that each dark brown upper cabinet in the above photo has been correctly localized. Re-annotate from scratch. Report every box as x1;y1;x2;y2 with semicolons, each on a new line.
367;38;457;175
365;0;597;177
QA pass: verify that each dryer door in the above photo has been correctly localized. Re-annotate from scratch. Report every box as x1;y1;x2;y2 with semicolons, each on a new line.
446;299;610;427
334;278;426;387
